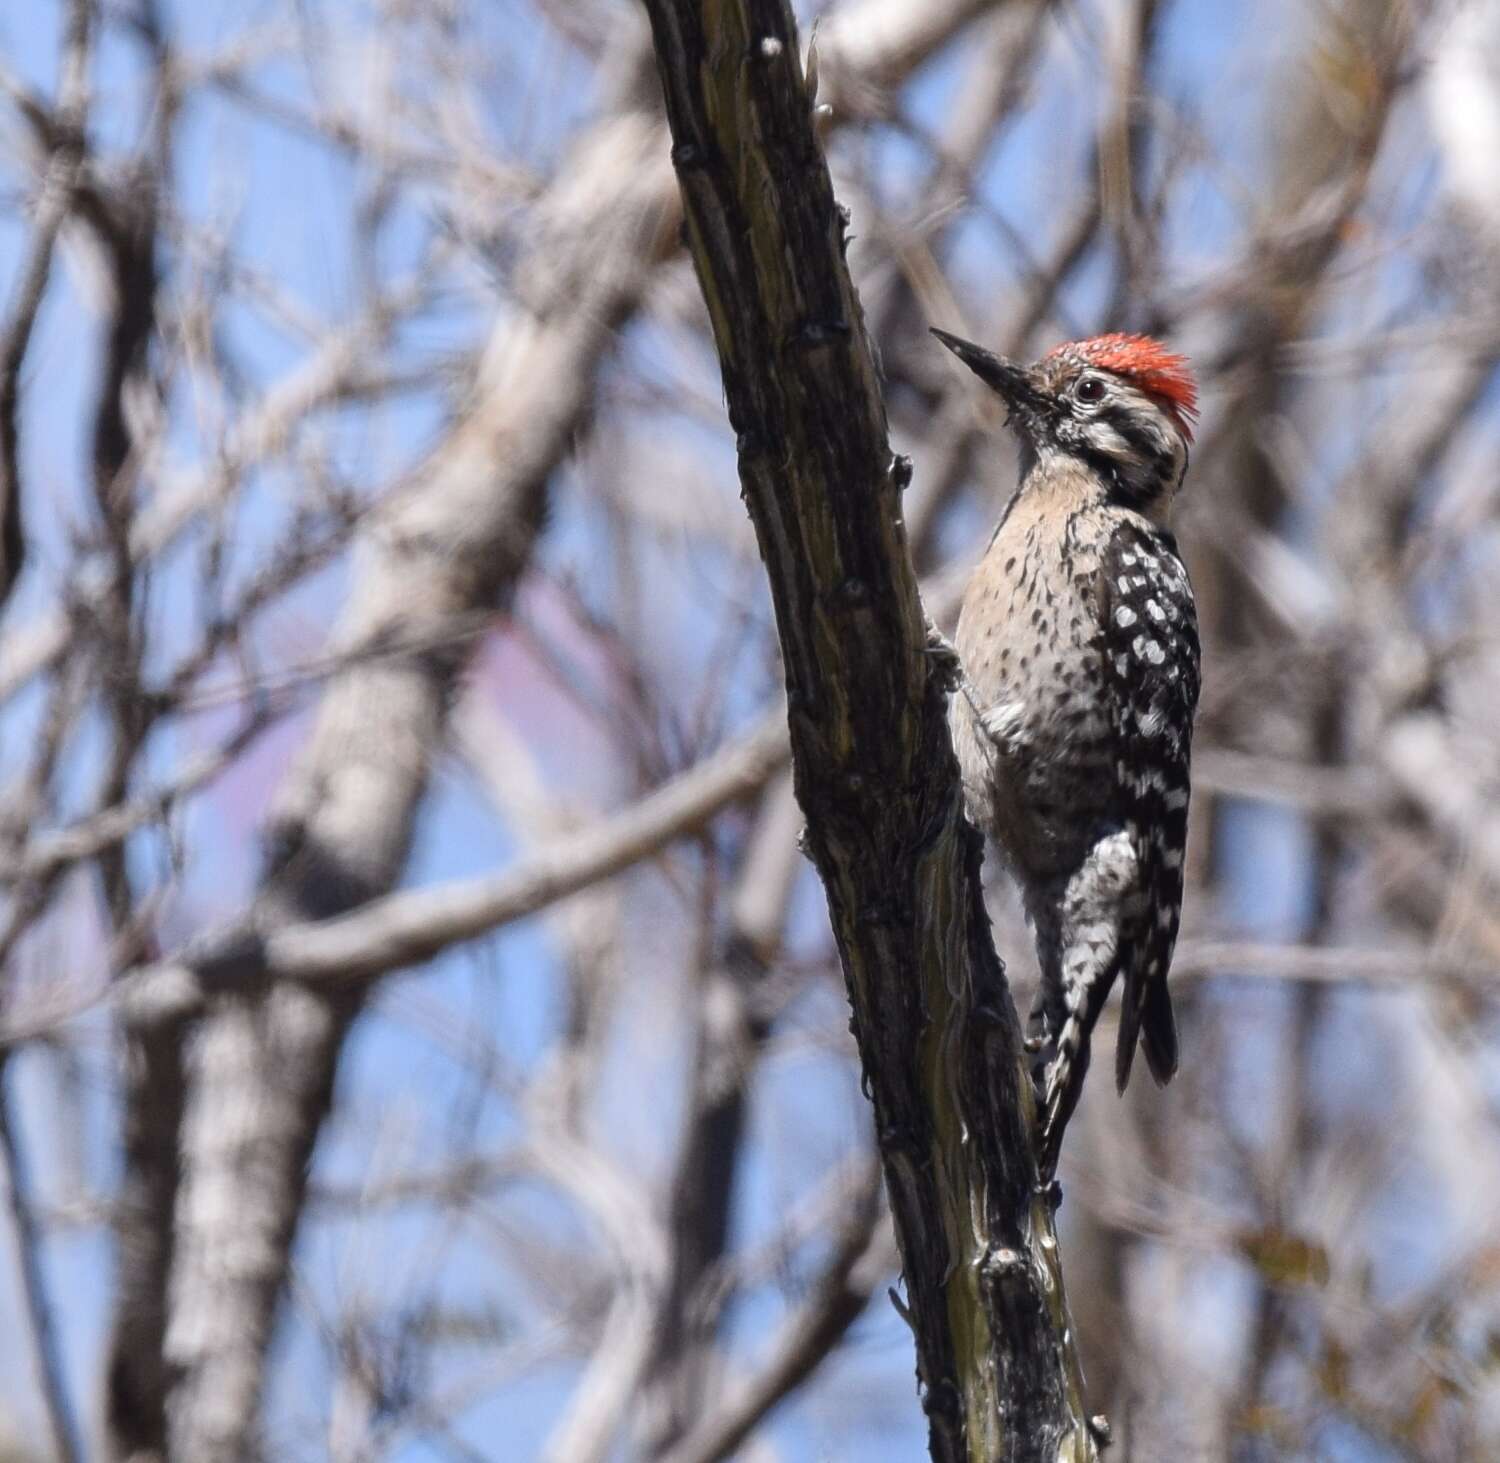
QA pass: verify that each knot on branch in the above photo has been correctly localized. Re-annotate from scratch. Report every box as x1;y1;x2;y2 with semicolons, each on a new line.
784;316;850;353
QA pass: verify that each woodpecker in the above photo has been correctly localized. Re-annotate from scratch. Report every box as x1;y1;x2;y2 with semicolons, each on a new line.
931;327;1201;1177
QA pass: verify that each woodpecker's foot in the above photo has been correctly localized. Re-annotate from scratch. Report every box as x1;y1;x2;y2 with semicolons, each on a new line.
924;621;994;728
1024;1002;1057;1058
923;619;965;694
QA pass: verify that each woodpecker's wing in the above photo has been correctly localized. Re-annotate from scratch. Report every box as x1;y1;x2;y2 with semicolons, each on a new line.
1094;520;1200;1092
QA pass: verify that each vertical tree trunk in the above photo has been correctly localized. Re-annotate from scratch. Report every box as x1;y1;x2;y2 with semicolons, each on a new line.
642;3;1098;1458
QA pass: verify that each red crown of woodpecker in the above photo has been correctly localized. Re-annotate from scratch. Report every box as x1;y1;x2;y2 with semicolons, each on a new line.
1048;334;1199;442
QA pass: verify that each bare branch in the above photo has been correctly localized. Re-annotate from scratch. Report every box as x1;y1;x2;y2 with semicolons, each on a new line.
0;1067;83;1463
0;0;94;608
156;65;679;1459
110;707;789;1026
660;1165;892;1463
642;1;1095;1457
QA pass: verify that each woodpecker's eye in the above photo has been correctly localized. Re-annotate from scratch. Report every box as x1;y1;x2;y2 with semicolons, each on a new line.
1075;376;1106;405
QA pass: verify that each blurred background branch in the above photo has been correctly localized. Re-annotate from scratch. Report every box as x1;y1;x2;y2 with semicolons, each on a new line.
0;0;1494;1459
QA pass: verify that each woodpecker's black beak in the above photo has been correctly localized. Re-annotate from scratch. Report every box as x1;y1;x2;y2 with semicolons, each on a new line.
930;328;1051;426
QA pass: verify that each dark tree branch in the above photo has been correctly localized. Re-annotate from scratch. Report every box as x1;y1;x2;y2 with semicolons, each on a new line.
641;2;1096;1460
659;1163;892;1463
0;1065;84;1463
0;0;95;609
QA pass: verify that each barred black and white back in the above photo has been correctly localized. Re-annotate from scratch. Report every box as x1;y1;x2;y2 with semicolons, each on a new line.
1032;519;1200;1174
933;325;1202;1178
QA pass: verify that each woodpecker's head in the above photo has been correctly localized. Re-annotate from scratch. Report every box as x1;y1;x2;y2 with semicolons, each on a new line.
932;328;1198;513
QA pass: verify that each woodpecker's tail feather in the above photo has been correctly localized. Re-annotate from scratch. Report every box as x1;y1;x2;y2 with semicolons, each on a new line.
1115;968;1178;1094
1114;975;1142;1095
1036;965;1179;1179
1139;977;1179;1086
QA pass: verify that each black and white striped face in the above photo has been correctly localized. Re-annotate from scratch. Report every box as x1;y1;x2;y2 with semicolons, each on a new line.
1040;361;1190;511
930;328;1197;516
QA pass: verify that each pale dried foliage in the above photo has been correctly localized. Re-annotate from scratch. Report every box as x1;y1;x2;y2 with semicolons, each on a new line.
0;0;1497;1459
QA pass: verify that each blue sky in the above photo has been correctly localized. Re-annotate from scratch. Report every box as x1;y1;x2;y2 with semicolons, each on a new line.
0;2;1486;1459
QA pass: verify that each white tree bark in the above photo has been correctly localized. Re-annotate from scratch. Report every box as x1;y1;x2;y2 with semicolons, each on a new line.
157;86;676;1463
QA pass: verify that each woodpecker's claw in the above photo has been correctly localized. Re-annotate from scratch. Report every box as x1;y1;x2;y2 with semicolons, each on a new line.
924;620;965;695
926;622;994;732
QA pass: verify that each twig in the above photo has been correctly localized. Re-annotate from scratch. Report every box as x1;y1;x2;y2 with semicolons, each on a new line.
0;706;276;885
0;0;95;608
115;706;791;1026
660;1166;892;1463
0;1063;83;1463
